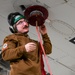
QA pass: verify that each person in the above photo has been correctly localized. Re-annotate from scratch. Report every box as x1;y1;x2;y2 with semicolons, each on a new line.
1;12;52;75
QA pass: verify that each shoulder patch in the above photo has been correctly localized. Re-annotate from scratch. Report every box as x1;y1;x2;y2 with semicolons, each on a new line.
2;43;8;51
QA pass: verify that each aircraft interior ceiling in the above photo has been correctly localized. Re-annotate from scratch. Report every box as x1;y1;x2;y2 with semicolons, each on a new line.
0;0;75;75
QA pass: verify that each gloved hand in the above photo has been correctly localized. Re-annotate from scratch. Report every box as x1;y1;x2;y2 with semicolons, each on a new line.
25;42;36;52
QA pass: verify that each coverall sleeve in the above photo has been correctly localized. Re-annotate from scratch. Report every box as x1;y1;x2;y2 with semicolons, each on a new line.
2;36;26;61
42;33;52;54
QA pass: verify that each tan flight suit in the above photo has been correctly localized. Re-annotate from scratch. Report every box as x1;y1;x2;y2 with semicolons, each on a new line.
2;33;52;75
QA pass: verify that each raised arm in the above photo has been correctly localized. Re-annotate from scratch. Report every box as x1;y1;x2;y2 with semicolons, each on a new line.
39;25;52;54
2;35;25;61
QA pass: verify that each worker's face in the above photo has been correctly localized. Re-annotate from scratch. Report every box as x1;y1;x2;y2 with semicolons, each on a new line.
15;19;29;33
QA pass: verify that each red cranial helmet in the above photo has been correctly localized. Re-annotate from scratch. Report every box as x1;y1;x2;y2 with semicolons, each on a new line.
24;5;48;26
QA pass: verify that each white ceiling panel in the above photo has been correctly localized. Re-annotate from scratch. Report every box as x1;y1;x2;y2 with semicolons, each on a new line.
0;16;10;45
58;55;75;72
0;0;75;75
37;0;66;8
44;57;75;75
68;0;75;8
0;0;15;18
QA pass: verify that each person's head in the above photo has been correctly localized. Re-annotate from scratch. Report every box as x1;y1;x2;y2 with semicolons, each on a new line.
8;12;29;33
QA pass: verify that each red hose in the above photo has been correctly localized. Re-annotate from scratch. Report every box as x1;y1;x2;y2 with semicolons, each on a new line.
35;23;52;75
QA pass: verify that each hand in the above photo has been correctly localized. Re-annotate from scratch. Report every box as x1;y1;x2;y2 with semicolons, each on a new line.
39;25;47;35
25;42;36;52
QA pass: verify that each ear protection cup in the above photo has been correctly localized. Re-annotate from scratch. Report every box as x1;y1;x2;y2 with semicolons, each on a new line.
9;26;16;33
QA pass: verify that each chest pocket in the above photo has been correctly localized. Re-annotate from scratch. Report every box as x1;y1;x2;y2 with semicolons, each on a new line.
17;36;30;46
